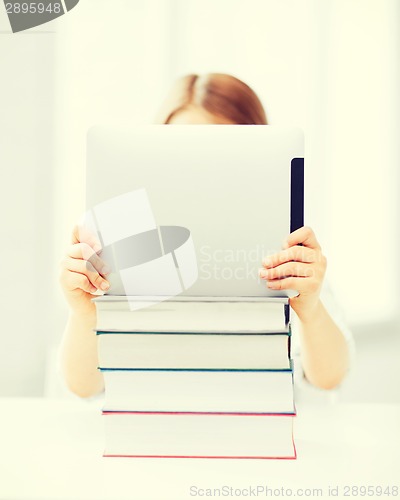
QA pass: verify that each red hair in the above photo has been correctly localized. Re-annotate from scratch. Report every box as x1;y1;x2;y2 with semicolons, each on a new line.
156;73;267;125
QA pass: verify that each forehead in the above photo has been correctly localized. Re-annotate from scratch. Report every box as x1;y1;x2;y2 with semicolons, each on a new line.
168;106;234;125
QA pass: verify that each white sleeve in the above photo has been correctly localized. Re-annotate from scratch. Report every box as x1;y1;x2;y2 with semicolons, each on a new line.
291;281;356;404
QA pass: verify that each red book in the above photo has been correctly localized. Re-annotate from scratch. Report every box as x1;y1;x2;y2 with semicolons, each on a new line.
102;411;296;459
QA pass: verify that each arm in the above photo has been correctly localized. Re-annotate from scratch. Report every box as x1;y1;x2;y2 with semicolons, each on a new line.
294;299;349;390
60;308;105;398
59;226;110;398
259;226;350;390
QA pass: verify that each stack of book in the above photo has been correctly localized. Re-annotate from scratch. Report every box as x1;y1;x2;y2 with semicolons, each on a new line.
94;296;296;459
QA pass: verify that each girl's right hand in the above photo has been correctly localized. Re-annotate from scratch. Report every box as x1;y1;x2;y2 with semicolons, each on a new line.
59;225;110;315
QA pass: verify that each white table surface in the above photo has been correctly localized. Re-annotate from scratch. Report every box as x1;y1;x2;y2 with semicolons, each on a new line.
0;398;399;500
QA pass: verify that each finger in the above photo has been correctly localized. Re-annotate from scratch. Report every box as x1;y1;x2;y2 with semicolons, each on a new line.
262;246;316;269
260;262;314;280
265;277;306;291
68;243;110;276
60;268;98;294
283;226;321;250
64;257;110;291
72;224;102;252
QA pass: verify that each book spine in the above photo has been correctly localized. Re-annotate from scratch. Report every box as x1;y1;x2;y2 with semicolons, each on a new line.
102;411;297;416
96;326;293;370
99;367;293;372
103;454;296;460
102;412;297;459
95;329;291;335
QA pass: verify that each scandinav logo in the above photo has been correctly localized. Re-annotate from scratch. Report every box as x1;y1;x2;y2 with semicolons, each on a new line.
3;0;79;33
80;188;199;310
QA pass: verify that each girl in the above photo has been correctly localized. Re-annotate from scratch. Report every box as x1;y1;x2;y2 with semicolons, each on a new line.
59;73;351;398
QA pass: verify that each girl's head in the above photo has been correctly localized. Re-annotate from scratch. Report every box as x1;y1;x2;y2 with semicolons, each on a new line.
155;73;267;125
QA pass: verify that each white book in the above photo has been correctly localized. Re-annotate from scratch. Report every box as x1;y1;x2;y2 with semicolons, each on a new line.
97;331;291;370
93;296;289;333
101;368;295;414
103;412;296;459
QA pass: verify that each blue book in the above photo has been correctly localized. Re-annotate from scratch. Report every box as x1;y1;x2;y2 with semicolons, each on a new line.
97;328;291;370
100;364;295;415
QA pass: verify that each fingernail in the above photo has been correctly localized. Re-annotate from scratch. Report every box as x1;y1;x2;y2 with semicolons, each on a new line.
100;281;110;290
259;269;268;278
101;266;111;275
263;257;272;267
267;282;276;288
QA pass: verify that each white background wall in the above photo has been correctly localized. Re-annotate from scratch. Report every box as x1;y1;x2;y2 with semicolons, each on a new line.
0;14;56;395
1;0;399;400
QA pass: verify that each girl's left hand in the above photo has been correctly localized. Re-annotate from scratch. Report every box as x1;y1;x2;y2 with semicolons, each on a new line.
259;226;327;321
